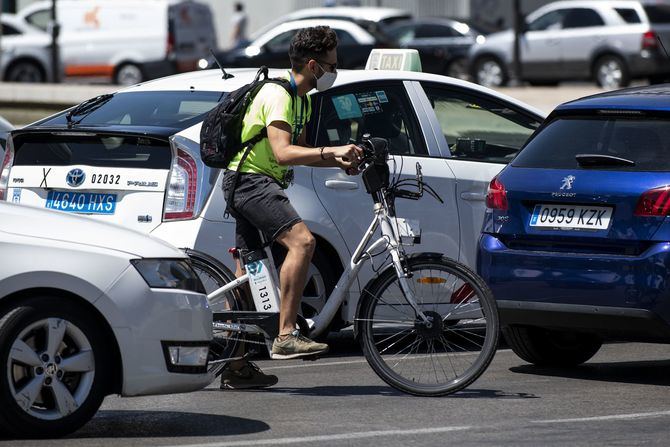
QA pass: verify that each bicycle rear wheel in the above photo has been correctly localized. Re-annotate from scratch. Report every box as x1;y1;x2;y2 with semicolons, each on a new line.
186;249;244;376
357;254;499;396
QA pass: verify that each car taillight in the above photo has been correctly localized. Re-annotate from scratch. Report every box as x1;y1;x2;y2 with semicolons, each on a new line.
486;176;507;210
0;137;15;201
642;30;658;50
163;148;197;221
634;186;670;216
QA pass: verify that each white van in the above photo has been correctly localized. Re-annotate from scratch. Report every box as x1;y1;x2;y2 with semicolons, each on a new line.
16;0;217;85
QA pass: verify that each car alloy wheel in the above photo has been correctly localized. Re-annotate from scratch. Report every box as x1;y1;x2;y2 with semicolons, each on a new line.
7;62;44;83
476;59;505;87
8;318;95;421
0;298;110;438
595;56;629;89
115;63;143;85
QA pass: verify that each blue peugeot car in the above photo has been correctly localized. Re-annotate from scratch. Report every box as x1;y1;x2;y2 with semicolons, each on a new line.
478;85;670;367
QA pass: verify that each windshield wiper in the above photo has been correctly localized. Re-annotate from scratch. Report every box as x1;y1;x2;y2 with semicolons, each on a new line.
65;94;114;127
575;153;636;167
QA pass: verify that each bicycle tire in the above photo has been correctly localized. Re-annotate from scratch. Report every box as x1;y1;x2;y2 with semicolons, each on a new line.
358;254;499;396
186;249;245;377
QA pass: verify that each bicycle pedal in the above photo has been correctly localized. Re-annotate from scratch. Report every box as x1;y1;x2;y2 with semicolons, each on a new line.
301;354;321;361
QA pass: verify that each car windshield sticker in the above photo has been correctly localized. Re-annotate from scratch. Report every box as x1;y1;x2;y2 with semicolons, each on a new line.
375;90;389;103
332;94;362;120
326;128;340;142
355;92;383;115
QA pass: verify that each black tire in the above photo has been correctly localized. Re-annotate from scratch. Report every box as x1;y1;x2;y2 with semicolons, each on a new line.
503;326;602;367
358;255;499;396
186;249;245;376
6;60;45;83
473;56;509;87
593;55;630;89
0;297;111;438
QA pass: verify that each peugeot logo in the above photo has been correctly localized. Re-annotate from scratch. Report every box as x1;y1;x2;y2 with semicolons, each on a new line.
560;175;575;190
66;169;86;188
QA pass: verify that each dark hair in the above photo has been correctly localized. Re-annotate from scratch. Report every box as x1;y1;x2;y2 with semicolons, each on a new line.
235;2;243;12
289;26;338;71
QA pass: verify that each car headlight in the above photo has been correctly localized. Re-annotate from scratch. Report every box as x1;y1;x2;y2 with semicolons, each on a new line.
131;259;205;293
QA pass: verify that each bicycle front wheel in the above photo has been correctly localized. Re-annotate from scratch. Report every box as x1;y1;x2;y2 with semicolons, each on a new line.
357;254;499;396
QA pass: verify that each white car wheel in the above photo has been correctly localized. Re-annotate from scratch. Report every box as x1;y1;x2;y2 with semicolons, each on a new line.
475;58;507;87
594;56;629;89
115;63;144;85
0;298;110;438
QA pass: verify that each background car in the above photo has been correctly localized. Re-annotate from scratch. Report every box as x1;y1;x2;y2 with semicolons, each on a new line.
479;84;670;368
208;19;380;70
17;0;217;85
248;6;411;44
0;201;210;437
385;17;486;79
469;0;670;88
0;13;56;83
0;62;544;334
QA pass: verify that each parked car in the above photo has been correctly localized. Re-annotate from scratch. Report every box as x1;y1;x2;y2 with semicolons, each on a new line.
0;63;543;331
0;13;57;83
16;0;217;85
249;6;411;43
207;19;380;70
479;84;670;367
469;0;670;88
385;17;486;79
0;201;210;437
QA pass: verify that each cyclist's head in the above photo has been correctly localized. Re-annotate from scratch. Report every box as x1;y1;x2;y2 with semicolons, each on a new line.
289;26;338;91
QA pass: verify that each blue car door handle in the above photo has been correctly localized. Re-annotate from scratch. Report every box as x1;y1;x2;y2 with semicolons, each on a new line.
460;191;486;201
325;180;359;190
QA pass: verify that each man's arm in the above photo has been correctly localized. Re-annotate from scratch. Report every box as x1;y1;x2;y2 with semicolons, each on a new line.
295;126;343;168
267;121;360;168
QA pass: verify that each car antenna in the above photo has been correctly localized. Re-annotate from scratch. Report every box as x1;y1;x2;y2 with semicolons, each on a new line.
210;48;234;80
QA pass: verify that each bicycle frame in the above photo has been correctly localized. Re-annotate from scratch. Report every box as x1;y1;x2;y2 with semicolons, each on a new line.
207;197;430;341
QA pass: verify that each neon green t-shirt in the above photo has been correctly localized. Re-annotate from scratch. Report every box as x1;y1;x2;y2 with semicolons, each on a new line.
227;75;311;185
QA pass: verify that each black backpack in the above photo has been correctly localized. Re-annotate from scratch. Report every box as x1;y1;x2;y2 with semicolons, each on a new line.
199;66;293;169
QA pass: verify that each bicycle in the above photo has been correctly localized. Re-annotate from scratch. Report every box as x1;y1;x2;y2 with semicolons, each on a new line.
190;134;499;397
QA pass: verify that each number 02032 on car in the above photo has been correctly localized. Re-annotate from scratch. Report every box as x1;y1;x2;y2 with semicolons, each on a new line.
530;204;613;230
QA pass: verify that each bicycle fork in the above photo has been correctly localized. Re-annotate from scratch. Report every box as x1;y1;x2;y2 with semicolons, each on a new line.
378;208;432;326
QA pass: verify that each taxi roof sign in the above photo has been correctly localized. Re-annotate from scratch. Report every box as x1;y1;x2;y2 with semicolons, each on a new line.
365;49;422;72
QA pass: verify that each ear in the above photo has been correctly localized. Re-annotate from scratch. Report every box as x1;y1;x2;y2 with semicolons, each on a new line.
306;59;318;73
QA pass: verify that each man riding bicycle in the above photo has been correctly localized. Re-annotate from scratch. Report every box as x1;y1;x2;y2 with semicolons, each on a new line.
220;26;363;389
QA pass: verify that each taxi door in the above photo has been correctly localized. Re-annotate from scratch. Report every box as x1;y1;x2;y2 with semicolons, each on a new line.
416;82;543;267
308;80;461;313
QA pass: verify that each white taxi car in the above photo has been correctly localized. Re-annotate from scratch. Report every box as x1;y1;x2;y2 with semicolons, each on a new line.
0;201;211;437
0;63;544;329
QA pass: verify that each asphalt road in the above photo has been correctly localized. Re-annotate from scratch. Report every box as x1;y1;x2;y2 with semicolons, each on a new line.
2;340;669;446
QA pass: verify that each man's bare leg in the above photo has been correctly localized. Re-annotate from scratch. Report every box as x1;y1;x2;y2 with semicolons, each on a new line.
275;222;315;337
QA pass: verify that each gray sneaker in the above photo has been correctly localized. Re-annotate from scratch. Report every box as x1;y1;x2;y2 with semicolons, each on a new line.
219;361;278;390
271;330;329;359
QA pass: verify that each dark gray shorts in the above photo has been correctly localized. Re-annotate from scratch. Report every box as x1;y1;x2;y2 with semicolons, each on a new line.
222;170;302;251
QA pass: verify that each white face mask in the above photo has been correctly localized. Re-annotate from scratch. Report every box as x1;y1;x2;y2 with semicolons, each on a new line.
314;62;337;92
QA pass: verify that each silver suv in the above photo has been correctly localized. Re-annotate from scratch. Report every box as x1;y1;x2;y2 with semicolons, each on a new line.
469;0;670;88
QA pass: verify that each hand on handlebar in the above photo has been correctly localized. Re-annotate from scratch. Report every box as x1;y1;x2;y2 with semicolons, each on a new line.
330;144;364;163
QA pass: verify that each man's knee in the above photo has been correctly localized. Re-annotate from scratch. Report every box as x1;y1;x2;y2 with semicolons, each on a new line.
280;224;315;256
